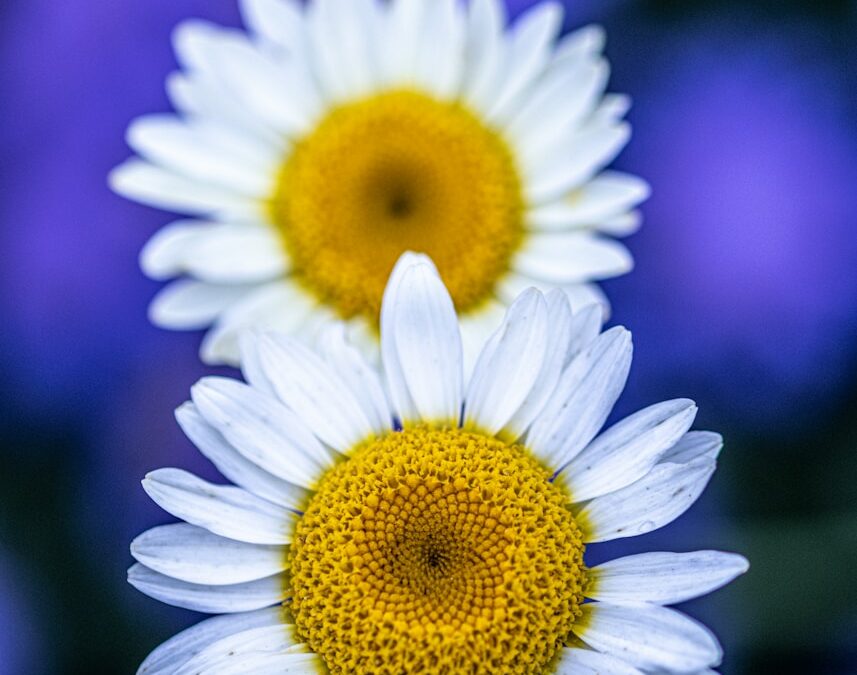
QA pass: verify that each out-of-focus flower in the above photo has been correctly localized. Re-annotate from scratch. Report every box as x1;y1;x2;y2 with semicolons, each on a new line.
111;0;646;367
129;253;746;674
608;16;857;429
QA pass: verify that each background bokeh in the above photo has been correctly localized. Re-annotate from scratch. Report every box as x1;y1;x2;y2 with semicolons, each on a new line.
1;0;855;673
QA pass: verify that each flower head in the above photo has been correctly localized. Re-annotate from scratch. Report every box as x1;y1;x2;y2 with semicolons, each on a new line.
130;253;746;674
111;0;646;365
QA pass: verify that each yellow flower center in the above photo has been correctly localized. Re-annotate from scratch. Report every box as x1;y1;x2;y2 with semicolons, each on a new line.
269;90;525;322
289;427;585;674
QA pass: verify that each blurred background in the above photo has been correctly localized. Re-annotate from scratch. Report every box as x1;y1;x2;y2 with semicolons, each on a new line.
1;0;855;672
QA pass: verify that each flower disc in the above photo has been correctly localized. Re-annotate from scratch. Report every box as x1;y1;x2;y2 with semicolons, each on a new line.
271;90;524;321
289;427;586;674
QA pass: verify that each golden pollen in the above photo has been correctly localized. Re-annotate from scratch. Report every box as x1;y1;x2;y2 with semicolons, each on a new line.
270;90;525;322
289;427;586;674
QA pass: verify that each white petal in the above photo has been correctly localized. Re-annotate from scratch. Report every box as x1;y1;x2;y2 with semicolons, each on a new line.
140;220;209;280
598;210;643;237
170;22;287;136
514;232;633;284
344;316;382;364
458;299;507;382
379;255;420;423
178;22;318;136
307;0;380;101
528;171;649;231
190;106;285;162
505;57;608;154
240;0;303;50
565;302;603;365
128;563;286;613
126;114;279;196
661;431;723;465
524;123;631;204
183;224;288;283
166;69;204;115
109;160;257;217
131;523;287;586
502;288;572;439
464;289;549;435
149;280;252;330
570;172;650;225
564;283;610;317
175;624;301;675
195;651;322;674
527;327;632;471
165;70;277;142
381;253;463;426
560;399;698;501
263;56;325;135
381;0;428;86
228;48;321;137
592;93;632;125
173;20;239;72
575;603;722;672
238;332;278;396
497;274;610;322
485;2;564;123
137;607;285;675
200;280;320;366
256;333;376;452
578;458;717;543
413;0;464;98
495;269;552;302
551;24;606;66
555;647;643;675
316;324;393;435
461;0;505;110
192;377;333;489
176;402;310;511
142;468;297;545
588;551;749;605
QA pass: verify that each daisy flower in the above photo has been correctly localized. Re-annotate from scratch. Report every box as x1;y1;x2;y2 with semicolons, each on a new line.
110;0;648;366
130;253;746;674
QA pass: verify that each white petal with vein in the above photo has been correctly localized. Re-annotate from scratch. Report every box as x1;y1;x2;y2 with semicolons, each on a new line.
575;603;722;672
142;468;297;545
176;402;310;511
128;563;287;613
464;289;549;435
560;399;697;500
381;253;463;426
256;334;376;452
578;459;716;543
555;647;643;674
192;376;332;488
131;523;287;585
527;327;632;471
137;607;284;675
588;550;749;605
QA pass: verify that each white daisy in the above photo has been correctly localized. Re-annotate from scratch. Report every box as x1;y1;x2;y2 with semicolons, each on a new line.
130;253;746;674
110;0;648;366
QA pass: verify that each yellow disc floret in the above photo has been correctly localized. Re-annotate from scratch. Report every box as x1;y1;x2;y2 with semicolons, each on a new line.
289;427;585;674
269;90;524;322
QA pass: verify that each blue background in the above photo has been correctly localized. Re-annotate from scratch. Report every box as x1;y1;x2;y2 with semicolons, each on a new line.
1;0;855;672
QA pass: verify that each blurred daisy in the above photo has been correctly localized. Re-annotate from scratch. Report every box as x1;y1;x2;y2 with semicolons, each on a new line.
130;253;745;674
110;0;646;365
